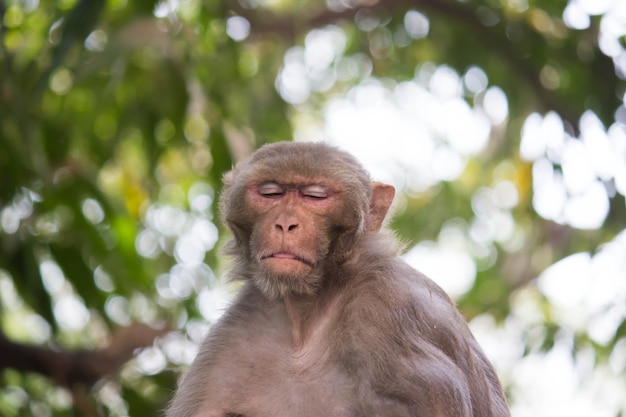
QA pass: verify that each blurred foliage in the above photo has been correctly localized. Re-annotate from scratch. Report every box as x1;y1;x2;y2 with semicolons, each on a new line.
0;0;625;415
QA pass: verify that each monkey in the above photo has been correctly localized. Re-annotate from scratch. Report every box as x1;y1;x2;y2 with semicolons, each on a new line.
166;141;510;417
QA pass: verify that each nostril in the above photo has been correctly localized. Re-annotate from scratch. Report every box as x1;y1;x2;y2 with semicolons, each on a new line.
275;222;298;232
274;215;298;233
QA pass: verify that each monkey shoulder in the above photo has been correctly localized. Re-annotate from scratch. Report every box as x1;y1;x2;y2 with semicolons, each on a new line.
349;233;456;308
338;252;479;371
343;244;464;337
337;254;509;416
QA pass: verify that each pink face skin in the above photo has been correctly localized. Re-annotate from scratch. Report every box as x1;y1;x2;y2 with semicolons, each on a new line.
246;179;341;278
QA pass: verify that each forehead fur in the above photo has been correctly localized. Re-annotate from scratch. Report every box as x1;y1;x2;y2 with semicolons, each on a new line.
233;142;372;190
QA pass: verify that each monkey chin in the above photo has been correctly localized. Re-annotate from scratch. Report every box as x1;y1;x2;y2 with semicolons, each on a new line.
254;259;322;300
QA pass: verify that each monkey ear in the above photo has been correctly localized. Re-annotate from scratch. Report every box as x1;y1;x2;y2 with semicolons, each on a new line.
366;182;395;232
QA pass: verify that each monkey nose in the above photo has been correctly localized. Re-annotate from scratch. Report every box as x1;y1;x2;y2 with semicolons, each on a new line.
275;220;299;232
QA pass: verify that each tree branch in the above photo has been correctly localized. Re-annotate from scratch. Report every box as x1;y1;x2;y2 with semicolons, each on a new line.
0;323;168;388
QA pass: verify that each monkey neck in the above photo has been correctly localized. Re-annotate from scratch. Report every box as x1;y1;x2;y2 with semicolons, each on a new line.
281;291;331;350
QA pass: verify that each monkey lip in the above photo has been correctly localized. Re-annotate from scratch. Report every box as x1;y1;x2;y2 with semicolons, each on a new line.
262;252;314;267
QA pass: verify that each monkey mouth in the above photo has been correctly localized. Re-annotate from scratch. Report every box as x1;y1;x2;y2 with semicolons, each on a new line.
261;252;315;268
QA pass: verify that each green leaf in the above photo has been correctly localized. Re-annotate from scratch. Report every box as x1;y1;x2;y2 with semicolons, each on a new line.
7;243;55;330
49;243;106;310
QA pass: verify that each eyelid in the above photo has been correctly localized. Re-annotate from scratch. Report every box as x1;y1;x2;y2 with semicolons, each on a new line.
301;184;329;198
257;182;284;196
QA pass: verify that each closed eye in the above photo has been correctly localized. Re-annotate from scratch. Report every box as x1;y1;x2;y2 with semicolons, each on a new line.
300;184;329;199
258;182;285;197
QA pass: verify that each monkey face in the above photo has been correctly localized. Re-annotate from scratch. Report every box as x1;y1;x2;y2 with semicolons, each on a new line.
246;180;340;296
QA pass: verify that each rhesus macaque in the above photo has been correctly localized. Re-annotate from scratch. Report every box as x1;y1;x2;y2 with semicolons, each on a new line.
166;142;510;417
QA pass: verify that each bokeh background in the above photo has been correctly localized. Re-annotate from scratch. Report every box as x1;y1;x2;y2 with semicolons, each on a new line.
1;0;625;416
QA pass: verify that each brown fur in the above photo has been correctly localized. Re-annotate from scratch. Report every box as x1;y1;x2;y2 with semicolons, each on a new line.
166;142;510;417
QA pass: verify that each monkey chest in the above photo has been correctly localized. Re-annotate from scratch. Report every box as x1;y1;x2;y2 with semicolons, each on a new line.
199;324;358;416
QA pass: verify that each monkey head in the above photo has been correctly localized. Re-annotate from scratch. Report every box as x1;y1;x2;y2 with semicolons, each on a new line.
219;142;395;299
